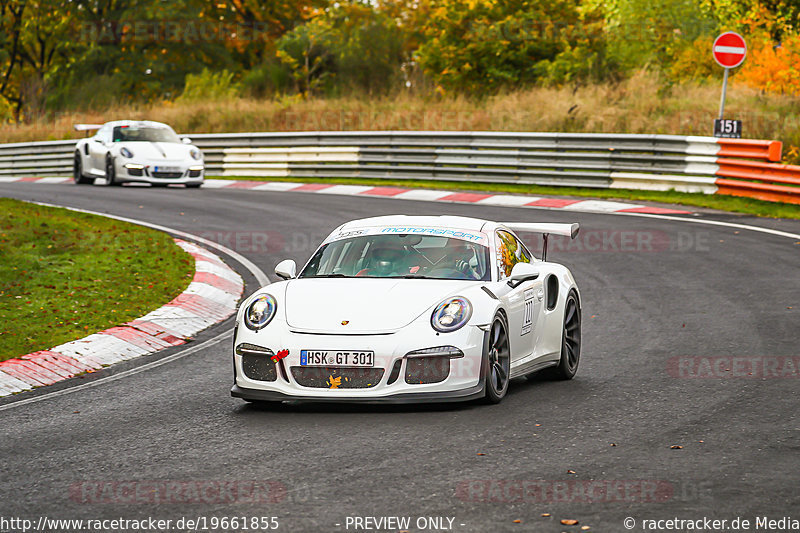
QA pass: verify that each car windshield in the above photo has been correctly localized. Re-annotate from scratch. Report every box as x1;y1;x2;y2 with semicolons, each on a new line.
112;126;181;143
300;233;491;281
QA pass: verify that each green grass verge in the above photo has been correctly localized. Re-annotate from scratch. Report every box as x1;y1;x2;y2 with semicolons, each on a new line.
214;176;800;220
0;199;194;361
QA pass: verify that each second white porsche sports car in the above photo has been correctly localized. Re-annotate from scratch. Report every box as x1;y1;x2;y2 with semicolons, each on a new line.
73;120;204;187
231;215;582;405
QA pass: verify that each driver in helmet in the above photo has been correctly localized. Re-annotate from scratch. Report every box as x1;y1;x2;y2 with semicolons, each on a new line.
356;241;408;277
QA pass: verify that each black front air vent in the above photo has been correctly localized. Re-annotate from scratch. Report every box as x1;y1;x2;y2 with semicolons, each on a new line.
546;275;559;311
152;171;184;179
405;356;450;385
237;344;277;382
241;354;278;382
291;367;385;388
386;360;403;385
277;359;290;383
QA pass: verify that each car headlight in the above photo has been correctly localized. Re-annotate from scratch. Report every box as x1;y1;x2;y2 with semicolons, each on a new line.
431;297;472;333
244;294;277;331
120;147;133;158
190;148;202;160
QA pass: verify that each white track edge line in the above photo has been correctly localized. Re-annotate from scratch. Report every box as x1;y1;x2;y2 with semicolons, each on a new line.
0;330;231;412
612;212;800;240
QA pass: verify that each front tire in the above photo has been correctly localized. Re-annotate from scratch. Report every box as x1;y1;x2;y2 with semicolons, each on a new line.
547;291;581;380
483;313;511;404
73;153;92;185
104;156;118;186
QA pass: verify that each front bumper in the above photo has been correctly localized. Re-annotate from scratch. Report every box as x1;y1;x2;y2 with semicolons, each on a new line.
231;383;486;404
117;161;204;185
231;321;487;403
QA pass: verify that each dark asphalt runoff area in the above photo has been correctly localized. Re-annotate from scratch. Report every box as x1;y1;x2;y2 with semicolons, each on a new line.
1;182;798;533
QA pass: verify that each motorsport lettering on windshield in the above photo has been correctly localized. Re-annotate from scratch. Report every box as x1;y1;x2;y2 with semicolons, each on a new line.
380;227;485;243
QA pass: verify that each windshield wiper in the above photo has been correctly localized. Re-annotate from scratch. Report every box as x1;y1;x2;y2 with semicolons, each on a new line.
305;274;351;278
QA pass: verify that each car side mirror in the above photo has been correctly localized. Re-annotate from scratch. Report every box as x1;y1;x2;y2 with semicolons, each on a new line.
182;137;192;145
275;259;297;280
508;262;540;287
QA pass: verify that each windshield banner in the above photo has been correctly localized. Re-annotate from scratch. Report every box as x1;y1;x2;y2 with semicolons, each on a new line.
324;226;488;245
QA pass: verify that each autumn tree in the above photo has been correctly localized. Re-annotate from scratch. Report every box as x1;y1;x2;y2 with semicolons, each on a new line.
413;0;583;93
276;2;404;96
0;0;25;119
202;0;322;67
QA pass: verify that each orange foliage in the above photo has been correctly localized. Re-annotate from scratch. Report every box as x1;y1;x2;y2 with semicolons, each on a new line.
739;35;800;96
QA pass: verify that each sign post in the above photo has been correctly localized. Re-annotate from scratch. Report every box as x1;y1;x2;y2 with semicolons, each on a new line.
718;67;730;120
712;32;747;138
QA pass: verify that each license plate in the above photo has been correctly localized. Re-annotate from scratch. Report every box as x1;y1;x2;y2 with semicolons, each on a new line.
154;166;181;172
300;350;374;367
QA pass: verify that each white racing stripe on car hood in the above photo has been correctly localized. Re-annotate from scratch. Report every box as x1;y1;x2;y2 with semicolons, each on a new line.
284;278;475;334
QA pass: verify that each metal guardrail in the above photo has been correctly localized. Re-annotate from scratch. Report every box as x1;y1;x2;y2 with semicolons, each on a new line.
0;131;796;204
0;140;76;177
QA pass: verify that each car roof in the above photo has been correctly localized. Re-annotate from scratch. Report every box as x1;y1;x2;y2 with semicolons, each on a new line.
102;120;173;129
338;215;493;232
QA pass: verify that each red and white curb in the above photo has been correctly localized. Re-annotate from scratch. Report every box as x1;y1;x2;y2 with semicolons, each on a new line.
0;176;691;214
0;239;243;397
200;179;691;214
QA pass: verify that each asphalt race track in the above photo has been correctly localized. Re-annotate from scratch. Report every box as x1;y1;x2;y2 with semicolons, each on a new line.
1;182;798;533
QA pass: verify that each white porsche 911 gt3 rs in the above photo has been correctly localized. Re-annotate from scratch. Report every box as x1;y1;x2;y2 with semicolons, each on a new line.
73;120;204;187
231;215;582;405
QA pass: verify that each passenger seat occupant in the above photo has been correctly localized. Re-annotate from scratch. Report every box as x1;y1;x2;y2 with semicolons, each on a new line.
448;239;481;280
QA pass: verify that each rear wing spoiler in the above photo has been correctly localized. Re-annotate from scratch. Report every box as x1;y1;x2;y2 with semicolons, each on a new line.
501;222;580;261
73;124;103;136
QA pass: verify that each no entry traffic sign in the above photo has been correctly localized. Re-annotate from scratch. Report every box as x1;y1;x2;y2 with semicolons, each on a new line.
713;32;747;69
713;32;747;130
